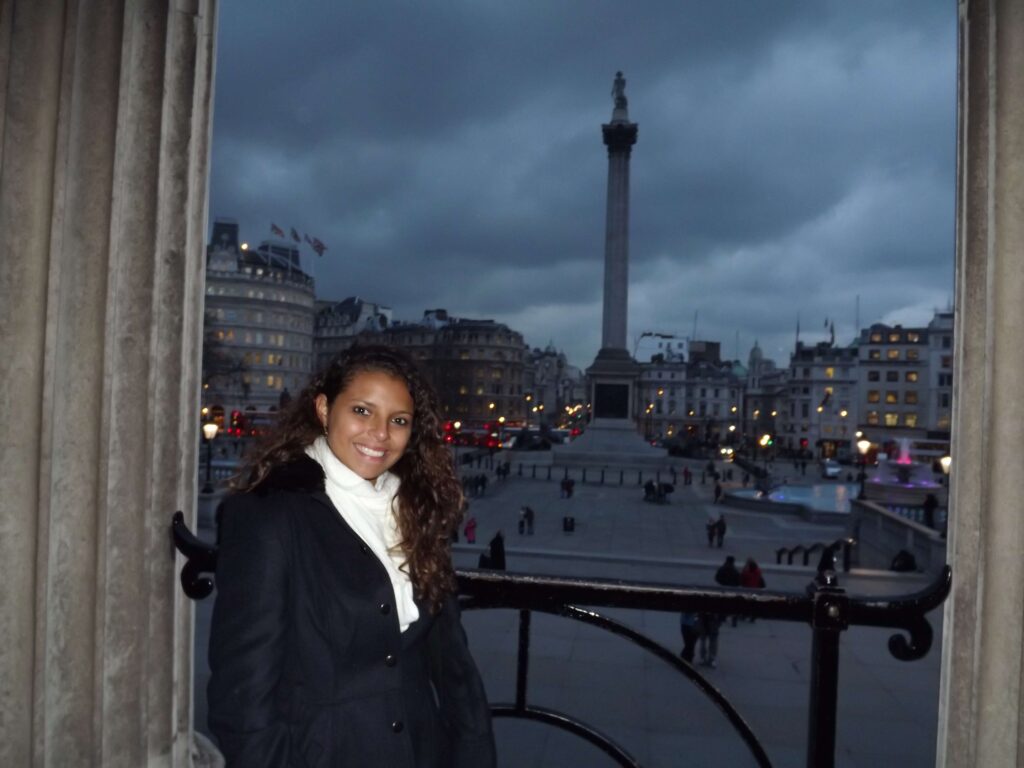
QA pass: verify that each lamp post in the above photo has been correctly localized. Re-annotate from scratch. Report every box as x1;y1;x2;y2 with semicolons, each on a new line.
201;421;219;494
856;437;871;500
940;454;952;483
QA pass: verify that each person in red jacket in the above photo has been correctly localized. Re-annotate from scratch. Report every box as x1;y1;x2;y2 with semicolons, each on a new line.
740;558;766;622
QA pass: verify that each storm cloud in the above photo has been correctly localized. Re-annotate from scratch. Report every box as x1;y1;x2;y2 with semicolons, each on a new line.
209;0;956;367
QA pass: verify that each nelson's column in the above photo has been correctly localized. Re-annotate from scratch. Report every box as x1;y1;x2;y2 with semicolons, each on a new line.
558;72;666;464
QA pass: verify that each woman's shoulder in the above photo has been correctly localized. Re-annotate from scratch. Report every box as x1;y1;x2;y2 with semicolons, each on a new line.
217;455;325;537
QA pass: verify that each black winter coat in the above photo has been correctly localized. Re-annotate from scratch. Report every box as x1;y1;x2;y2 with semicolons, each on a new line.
207;456;496;767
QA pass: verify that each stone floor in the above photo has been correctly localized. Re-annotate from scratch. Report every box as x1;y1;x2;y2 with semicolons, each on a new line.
193;457;944;767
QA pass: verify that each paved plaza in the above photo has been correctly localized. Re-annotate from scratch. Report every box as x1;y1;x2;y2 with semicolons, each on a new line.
193;458;943;767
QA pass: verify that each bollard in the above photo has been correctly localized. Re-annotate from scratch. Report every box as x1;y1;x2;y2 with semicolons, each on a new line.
547;466;552;481
562;516;575;533
531;465;536;479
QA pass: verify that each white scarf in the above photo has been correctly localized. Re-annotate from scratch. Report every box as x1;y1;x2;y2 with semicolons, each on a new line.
305;436;419;632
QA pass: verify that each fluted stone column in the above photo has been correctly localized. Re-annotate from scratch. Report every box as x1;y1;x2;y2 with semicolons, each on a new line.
600;122;637;354
938;1;1024;765
0;2;217;766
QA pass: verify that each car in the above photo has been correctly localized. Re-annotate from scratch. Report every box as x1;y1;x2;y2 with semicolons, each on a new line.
820;459;841;479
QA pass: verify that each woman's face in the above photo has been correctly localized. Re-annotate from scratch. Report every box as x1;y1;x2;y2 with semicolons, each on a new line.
315;370;415;481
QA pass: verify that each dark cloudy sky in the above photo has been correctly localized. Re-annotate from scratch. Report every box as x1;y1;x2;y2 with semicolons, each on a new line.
209;0;957;369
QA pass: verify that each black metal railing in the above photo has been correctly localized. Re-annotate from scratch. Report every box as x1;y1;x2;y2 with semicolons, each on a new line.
171;512;950;768
775;538;856;572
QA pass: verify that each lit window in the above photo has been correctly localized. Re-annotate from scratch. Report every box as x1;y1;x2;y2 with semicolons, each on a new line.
906;371;918;382
824;367;835;379
869;350;881;360
870;332;882;343
907;332;920;343
904;413;918;427
906;349;919;360
888;332;901;343
884;412;900;426
887;349;900;360
885;391;898;404
867;390;880;403
867;411;879;425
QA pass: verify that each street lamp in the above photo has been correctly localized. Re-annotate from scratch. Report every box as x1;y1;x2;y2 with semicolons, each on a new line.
940;454;952;484
856;437;871;500
201;421;219;494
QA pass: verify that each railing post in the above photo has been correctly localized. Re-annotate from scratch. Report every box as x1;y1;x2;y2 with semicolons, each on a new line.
806;574;848;768
515;609;532;713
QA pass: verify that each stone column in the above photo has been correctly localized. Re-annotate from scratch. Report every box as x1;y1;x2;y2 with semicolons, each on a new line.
0;2;217;766
600;121;638;354
938;1;1024;765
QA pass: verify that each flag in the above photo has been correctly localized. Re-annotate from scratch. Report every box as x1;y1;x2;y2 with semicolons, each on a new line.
311;237;327;257
304;233;313;244
270;223;285;237
290;227;302;243
829;321;835;346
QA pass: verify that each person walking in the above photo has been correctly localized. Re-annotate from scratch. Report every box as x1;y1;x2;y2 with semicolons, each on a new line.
716;555;741;626
523;505;535;535
487;530;506;571
679;612;700;663
464;515;477;544
697;612;722;668
706;514;718;547
740;558;766;622
714;514;727;548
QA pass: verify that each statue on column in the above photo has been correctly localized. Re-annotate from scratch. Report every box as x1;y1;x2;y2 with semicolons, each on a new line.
611;71;627;110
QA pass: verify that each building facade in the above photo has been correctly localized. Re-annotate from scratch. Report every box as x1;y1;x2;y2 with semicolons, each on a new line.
203;219;316;432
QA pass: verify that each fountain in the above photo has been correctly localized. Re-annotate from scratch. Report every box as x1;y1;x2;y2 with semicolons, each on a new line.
864;438;943;506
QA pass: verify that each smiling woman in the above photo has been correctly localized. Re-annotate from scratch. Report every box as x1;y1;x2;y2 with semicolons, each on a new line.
209;345;495;767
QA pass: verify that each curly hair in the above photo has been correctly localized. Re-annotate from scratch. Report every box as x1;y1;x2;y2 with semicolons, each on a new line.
233;344;463;613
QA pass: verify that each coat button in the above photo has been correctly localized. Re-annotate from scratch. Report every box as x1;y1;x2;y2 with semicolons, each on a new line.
391;720;404;733
379;602;391;615
360;544;370;555
385;654;397;667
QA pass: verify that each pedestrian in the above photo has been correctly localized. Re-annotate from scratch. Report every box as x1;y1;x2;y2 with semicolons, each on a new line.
713;481;723;504
207;344;496;766
697;612;722;668
683;466;691;486
524;505;535;535
679;612;700;663
487;530;506;571
566;478;575;498
715;514;727;548
923;493;939;529
464;515;477;544
517;507;526;535
716;555;741;625
479;473;488;496
706;514;717;547
740;557;766;622
559;477;568;498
